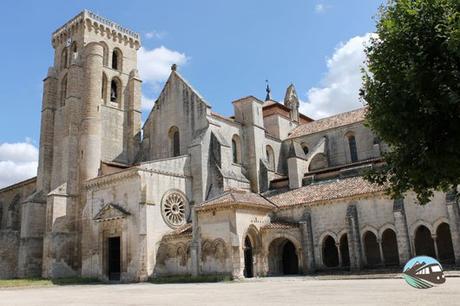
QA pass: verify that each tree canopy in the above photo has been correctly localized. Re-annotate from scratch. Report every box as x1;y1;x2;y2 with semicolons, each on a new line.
361;0;460;204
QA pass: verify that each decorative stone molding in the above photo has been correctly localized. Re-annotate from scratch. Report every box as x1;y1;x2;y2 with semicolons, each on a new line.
161;191;190;229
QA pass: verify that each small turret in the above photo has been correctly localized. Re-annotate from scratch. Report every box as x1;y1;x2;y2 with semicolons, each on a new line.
284;84;300;123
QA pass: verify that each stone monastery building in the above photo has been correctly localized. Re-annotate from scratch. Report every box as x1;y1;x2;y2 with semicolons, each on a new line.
1;11;460;281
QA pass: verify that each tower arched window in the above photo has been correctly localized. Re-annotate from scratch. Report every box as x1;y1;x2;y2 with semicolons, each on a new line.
266;145;275;171
61;47;68;69
232;135;242;164
112;49;122;71
60;74;67;107
347;134;358;163
169;126;180;157
110;78;121;103
101;73;108;102
70;42;78;62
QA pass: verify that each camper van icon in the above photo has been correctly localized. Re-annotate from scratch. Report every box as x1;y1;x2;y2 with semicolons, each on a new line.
403;256;446;289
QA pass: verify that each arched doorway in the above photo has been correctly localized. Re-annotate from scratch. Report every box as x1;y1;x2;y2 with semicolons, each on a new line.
244;236;254;278
339;234;350;267
436;223;455;264
363;231;381;266
282;241;299;275
268;238;299;275
414;225;436;258
322;235;339;268
381;229;399;266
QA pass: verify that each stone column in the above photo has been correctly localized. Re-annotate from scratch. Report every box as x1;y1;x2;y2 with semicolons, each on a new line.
446;190;460;265
79;42;103;182
299;212;315;274
377;239;385;266
392;198;412;265
346;204;363;270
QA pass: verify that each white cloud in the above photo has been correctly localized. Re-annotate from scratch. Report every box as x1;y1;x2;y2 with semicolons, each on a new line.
0;141;38;188
138;46;188;92
145;31;166;40
300;33;375;119
141;94;156;111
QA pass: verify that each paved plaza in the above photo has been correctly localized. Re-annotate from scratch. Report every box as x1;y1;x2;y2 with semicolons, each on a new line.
1;277;459;306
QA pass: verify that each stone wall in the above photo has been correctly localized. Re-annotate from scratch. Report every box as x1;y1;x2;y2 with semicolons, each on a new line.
0;231;20;279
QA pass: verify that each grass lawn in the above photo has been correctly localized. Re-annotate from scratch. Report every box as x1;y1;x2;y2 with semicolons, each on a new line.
0;277;102;288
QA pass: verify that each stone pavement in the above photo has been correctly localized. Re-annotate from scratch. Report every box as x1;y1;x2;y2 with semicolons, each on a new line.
1;276;460;306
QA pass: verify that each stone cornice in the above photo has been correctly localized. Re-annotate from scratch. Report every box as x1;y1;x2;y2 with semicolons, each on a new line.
52;10;141;49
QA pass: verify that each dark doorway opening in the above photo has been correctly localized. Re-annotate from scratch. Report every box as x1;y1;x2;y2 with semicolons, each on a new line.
108;237;121;281
244;236;254;278
339;234;350;267
282;241;299;275
415;225;436;258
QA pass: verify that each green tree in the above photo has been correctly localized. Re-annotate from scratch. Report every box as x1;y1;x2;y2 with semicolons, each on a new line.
361;0;460;204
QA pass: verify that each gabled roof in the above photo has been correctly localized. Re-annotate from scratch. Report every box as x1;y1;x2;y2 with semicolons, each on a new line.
196;189;277;211
266;176;386;209
94;203;130;222
288;107;367;139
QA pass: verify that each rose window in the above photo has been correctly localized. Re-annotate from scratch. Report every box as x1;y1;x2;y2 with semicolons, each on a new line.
161;192;189;228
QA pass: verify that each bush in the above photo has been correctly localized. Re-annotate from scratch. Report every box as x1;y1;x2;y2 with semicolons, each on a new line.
150;274;233;284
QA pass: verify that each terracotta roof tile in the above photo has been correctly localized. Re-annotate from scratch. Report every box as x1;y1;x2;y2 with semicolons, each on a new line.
288;107;367;139
261;222;299;230
197;189;277;210
267;176;385;208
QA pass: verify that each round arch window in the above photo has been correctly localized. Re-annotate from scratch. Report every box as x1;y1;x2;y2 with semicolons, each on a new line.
161;191;190;228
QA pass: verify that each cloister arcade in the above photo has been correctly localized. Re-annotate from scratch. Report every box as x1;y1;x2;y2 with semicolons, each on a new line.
241;220;457;277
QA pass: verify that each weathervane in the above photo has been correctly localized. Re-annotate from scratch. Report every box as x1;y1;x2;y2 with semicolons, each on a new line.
265;80;271;101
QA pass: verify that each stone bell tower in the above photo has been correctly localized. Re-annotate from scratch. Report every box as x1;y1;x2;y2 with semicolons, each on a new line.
18;10;142;278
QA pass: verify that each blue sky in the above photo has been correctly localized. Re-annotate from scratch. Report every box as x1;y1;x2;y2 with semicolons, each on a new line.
0;0;383;187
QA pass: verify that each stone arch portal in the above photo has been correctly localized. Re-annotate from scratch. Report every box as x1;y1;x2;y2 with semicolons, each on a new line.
268;238;299;275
